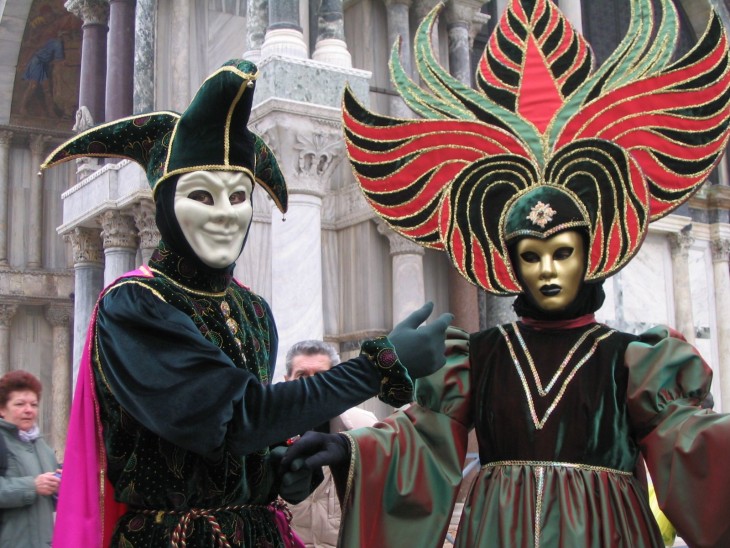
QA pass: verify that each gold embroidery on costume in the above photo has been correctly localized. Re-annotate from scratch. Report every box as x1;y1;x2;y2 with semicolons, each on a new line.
498;324;616;429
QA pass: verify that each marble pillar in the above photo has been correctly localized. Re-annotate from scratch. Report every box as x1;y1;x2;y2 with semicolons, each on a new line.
385;0;413;118
271;192;324;378
0;304;18;375
100;210;139;285
668;227;696;344
443;0;484;333
133;199;159;264
45;304;72;455
444;1;485;86
261;0;308;59
312;0;351;67
170;0;191;112
377;221;427;324
558;0;583;33
106;0;136;121
711;237;730;411
28;135;49;270
0;130;11;268
244;0;268;62
66;0;110;126
133;0;156;113
65;227;104;388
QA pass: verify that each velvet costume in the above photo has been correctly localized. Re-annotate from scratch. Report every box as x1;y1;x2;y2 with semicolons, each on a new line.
90;242;387;546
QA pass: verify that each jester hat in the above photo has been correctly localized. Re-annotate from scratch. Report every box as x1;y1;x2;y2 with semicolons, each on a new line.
41;59;287;212
344;0;730;295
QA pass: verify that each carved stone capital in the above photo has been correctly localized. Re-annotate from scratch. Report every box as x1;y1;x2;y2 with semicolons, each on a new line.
0;130;12;147
65;0;110;25
45;305;72;327
133;199;160;250
0;304;18;327
413;0;441;21
290;131;344;195
668;227;694;259
100;210;139;249
711;237;730;263
64;227;104;265
28;134;50;156
375;218;425;256
444;0;486;26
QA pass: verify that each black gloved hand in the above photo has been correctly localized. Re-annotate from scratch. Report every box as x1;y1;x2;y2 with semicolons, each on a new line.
269;444;324;505
281;431;351;472
388;302;454;379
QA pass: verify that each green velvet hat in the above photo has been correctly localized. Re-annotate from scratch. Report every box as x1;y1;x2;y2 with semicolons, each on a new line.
41;59;288;213
504;186;590;242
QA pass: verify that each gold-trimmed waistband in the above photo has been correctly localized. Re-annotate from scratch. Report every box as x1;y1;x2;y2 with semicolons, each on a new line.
481;460;632;476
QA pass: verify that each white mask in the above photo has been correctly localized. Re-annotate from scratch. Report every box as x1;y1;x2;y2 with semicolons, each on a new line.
174;170;254;268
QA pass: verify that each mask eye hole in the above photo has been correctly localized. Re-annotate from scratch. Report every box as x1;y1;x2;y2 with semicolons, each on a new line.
520;251;539;263
229;191;247;205
554;247;574;260
188;190;214;205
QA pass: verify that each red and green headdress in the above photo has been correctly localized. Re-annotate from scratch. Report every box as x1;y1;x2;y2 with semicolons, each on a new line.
344;0;730;295
41;59;288;212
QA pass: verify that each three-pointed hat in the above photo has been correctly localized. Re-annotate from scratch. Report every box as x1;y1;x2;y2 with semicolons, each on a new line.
41;59;287;212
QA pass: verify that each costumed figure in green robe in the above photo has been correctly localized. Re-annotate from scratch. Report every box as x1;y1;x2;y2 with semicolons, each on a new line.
283;1;730;546
39;59;453;547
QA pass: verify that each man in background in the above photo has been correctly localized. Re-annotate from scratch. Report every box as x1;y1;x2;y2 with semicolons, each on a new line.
284;340;378;548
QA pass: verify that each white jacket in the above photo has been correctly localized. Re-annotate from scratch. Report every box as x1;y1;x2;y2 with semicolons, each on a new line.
289;407;377;548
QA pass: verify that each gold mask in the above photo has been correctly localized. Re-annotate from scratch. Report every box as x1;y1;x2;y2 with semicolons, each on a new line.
515;230;585;312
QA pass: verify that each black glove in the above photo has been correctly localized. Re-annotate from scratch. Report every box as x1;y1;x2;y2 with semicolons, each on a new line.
269;444;323;505
388;302;454;379
281;431;351;472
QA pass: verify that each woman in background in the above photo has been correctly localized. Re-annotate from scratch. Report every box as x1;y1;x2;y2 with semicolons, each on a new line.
0;370;60;547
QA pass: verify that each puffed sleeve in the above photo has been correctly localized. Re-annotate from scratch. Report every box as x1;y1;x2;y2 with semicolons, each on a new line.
336;327;472;548
626;326;730;548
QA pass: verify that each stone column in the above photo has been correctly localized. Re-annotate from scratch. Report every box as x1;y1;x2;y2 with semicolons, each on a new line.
385;0;413;118
66;0;110;126
65;227;104;388
106;0;136;121
0;131;11;268
711;237;730;411
100;210;139;284
133;199;159;264
45;305;72;455
133;0;156;113
558;0;583;33
668;227;696;344
244;0;268;62
312;0;351;67
269;129;343;377
0;304;18;375
170;0;191;111
28;135;49;270
444;1;484;86
443;1;484;333
377;221;426;324
261;0;308;59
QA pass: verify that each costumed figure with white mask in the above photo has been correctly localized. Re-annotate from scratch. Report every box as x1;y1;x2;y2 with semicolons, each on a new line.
282;1;730;546
39;59;452;547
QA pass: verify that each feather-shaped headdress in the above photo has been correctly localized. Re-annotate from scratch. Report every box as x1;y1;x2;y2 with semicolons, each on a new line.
344;0;730;294
41;59;288;212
